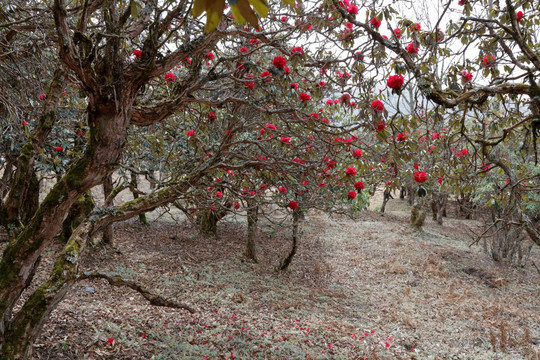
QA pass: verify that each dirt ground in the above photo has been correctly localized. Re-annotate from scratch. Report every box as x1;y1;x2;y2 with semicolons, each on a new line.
28;189;540;359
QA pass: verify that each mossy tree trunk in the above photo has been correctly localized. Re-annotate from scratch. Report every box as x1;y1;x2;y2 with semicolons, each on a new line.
0;69;65;233
59;192;95;243
0;221;92;359
0;100;131;351
102;174;114;244
410;196;427;231
280;209;300;271
245;204;259;263
130;172;148;225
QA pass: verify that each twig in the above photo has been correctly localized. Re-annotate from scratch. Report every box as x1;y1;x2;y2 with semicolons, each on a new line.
79;271;196;313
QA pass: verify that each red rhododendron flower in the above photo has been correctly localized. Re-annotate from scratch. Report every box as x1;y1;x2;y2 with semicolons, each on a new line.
516;11;524;22
411;23;421;31
208;111;216;121
413;171;427;183
288;200;298;210
272;56;287;69
233;201;241;209
387;74;404;89
39;93;46;101
394;28;402;38
283;67;291;75
413;164;419;170
107;338;114;345
345;166;357;176
164;72;176;82
216;191;223;198
461;148;468;155
290;82;299;89
244;82;254;89
396;132;407;141
348;190;357;199
371;100;384;112
280;136;291;143
482;54;495;67
265;123;277;130
240;46;248;53
347;4;358;14
186;129;195;137
369;16;381;29
458;0;467;5
354;181;365;190
260;70;272;81
53;146;63;152
353;149;362;158
406;42;419;54
205;52;215;60
279;186;287;194
133;49;142;58
299;92;311;101
281;16;288;22
377;120;386;132
461;70;473;82
291;46;304;55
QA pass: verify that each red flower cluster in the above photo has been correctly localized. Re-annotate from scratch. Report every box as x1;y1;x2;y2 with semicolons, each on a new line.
164;72;176;82
369;17;381;29
387;74;404;89
482;54;495;67
354;181;365;190
461;70;473;82
272;56;287;69
260;70;272;81
516;11;524;22
406;42;419;54
371;100;384;112
291;46;304;56
410;23;421;31
396;132;407;142
288;201;298;210
348;190;357;199
345;166;357;176
186;129;195;137
299;92;310;101
353;149;362;158
394;28;402;38
53;146;63;152
208;111;216;121
377;120;386;132
133;49;142;58
205;52;215;60
414;171;427;183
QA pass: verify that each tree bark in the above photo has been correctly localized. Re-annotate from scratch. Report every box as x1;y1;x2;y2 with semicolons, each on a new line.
59;192;95;243
102;174;114;244
245;204;258;263
280;209;299;271
130;172;148;225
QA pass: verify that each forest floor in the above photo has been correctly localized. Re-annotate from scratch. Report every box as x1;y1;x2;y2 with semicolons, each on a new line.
30;191;540;360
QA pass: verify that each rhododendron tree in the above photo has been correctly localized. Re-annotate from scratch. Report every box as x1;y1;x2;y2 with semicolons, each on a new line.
0;0;539;357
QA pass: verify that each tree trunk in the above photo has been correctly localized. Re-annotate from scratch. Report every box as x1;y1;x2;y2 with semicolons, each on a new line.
399;186;406;199
102;174;114;244
59;192;95;243
407;185;415;205
130;172;148;225
0;221;91;359
410;197;426;231
245;205;258;263
0;101;131;350
199;210;219;235
280;209;299;271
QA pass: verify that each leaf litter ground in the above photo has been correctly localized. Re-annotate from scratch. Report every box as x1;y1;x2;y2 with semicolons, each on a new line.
31;195;540;360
